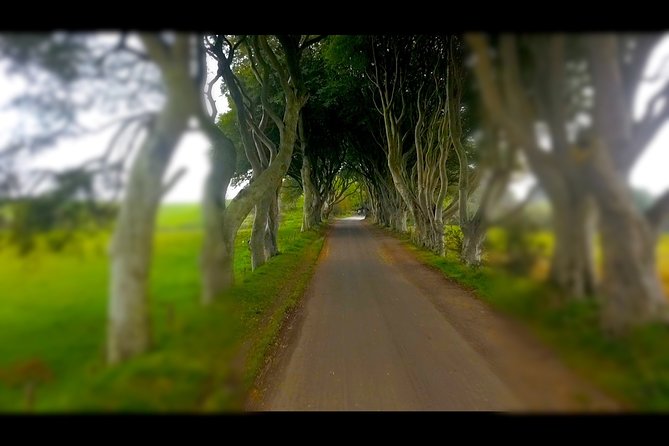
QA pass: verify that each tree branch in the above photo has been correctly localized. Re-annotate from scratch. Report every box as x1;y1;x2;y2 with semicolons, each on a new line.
205;72;221;120
465;34;536;153
442;199;460;221
160;167;187;199
300;35;327;50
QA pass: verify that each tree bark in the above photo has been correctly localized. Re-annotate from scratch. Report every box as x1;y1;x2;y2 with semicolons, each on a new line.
461;212;486;266
210;90;303;288
301;151;321;231
249;184;281;269
588;142;669;331
466;33;597;298
107;34;198;364
321;201;332;220
411;207;444;255
390;207;407;232
250;197;270;270
548;193;596;298
199;132;236;305
265;186;280;257
584;36;669;330
107;98;189;364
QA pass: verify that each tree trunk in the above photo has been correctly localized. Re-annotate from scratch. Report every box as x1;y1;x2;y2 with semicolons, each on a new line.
548;193;596;298
250;197;270;270
200;216;235;305
212;92;303;286
301;152;321;231
588;148;669;331
413;209;444;255
107;99;188;364
461;215;486;266
321;201;332;220
265;186;280;257
390;207;407;232
251;185;280;269
200;143;236;305
369;193;382;225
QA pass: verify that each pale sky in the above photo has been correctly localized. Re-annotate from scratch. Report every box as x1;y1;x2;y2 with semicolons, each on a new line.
2;35;669;203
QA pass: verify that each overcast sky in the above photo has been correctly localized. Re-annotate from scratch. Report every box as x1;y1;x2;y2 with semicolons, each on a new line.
2;35;669;203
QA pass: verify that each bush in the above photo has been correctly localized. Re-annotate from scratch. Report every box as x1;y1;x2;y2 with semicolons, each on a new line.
444;225;464;253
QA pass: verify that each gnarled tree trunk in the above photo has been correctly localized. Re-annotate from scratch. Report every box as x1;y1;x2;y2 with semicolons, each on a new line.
200;128;237;305
588;143;669;331
410;207;444;255
206;88;304;295
265;186;280;256
250;197;270;270
390;206;407;232
549;192;596;298
584;35;669;330
107;35;197;364
461;213;486;266
250;182;281;268
301;150;321;231
108;101;190;364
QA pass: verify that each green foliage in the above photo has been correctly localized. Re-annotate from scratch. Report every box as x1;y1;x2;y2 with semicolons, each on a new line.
1;168;117;255
0;204;324;411
485;219;551;276
216;109;251;186
444;225;464;254
279;177;303;212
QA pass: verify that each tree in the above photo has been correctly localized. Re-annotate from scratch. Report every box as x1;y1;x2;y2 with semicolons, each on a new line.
467;33;669;330
107;34;206;363
0;32;202;363
466;34;598;298
367;35;455;255
200;35;318;302
582;34;669;330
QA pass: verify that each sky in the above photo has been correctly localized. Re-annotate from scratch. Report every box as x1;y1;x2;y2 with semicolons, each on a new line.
2;35;669;203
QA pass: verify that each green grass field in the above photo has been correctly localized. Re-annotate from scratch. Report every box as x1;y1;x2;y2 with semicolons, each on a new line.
392;227;669;411
0;201;325;412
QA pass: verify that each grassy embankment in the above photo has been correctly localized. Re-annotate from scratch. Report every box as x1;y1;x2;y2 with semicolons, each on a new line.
0;200;325;411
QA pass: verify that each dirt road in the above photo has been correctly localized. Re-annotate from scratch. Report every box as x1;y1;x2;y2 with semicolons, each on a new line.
250;217;620;411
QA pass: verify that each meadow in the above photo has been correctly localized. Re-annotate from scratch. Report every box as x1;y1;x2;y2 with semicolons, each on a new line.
0;201;325;412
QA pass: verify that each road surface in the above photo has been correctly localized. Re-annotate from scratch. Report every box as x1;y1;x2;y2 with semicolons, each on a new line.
252;217;620;411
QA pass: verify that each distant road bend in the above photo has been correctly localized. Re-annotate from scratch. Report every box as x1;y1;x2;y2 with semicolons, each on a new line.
251;217;620;411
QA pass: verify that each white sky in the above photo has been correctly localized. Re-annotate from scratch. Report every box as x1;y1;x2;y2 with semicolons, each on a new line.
2;35;669;203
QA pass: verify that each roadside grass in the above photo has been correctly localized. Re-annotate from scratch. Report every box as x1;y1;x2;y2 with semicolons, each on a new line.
385;226;669;411
0;200;325;412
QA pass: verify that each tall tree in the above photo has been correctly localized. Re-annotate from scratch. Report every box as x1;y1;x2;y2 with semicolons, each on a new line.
0;32;205;363
583;34;669;330
467;33;669;330
107;34;205;363
367;35;454;255
466;34;598;298
200;35;318;302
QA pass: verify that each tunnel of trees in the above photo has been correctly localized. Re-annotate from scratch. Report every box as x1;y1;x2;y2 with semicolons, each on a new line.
2;33;669;365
